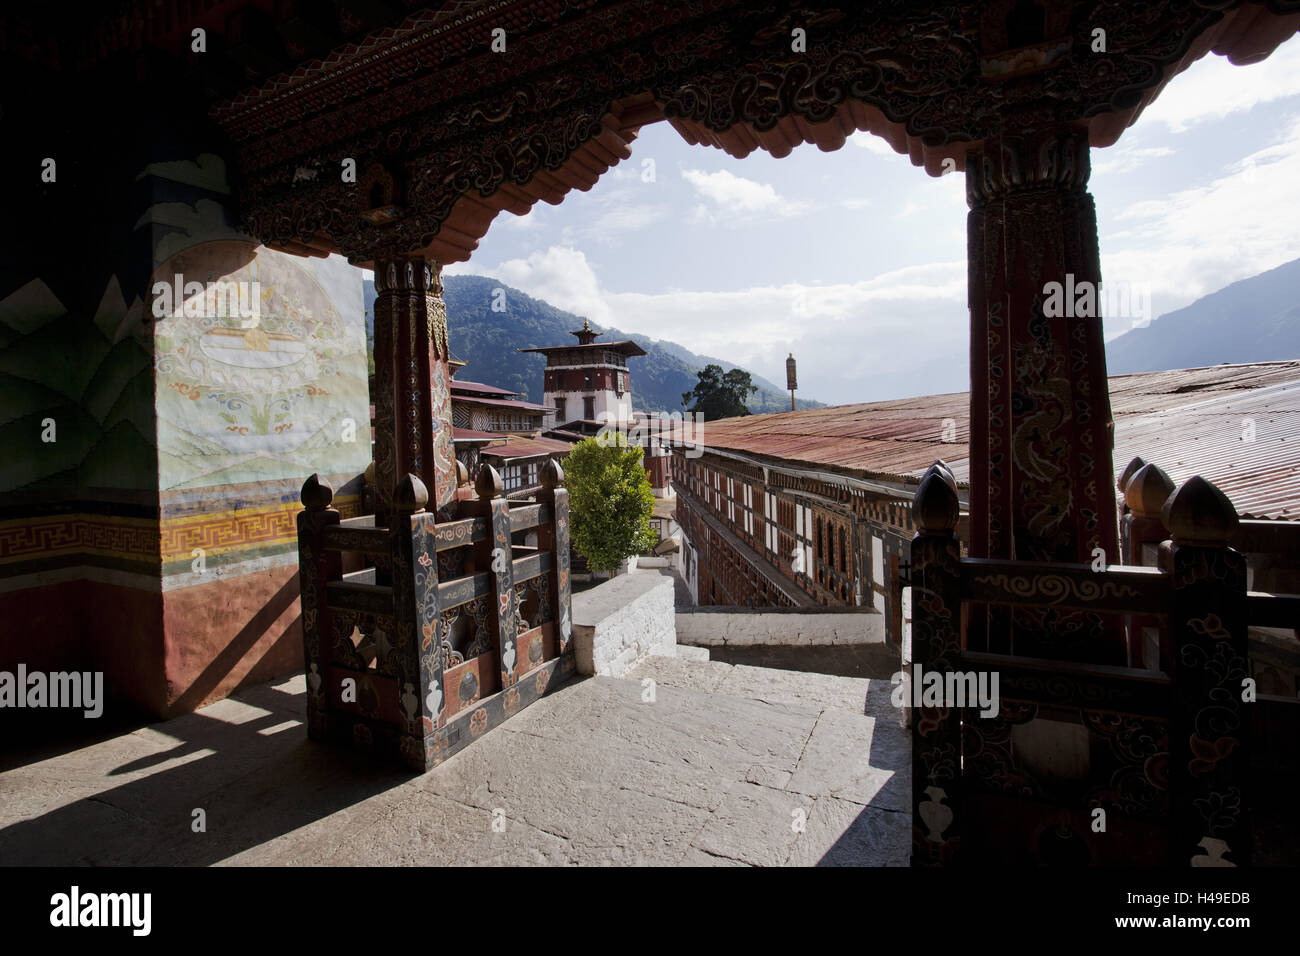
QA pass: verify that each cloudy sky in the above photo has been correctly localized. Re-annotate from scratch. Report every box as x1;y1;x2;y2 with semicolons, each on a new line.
442;39;1300;406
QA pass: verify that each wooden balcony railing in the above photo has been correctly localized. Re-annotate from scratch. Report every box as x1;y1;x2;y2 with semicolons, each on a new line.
296;461;573;771
909;458;1298;867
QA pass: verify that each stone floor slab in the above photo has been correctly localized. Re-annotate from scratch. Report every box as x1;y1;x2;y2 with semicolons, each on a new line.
785;795;909;867
786;709;910;813
0;658;909;867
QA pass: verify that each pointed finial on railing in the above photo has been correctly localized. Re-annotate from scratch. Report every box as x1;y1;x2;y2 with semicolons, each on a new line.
931;459;958;497
913;465;959;534
1124;462;1175;520
456;460;469;486
475;463;504;501
1163;475;1239;547
1118;455;1146;493
301;473;334;511
542;459;565;489
393;473;429;514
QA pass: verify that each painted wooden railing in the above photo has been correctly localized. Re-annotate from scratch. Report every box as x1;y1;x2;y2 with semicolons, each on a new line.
296;460;573;770
909;457;1297;867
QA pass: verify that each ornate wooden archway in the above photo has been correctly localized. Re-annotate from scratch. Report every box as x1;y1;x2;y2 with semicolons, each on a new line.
202;0;1297;851
210;0;1299;567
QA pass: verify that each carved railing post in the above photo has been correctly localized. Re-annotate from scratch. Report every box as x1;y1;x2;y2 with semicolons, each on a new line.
390;473;444;770
910;463;964;867
474;465;519;691
297;474;340;741
1121;461;1175;669
1117;455;1146;553
1161;476;1251;867
538;460;573;659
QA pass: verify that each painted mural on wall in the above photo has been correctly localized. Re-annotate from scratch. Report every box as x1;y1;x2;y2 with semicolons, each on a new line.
152;240;369;490
0;275;154;494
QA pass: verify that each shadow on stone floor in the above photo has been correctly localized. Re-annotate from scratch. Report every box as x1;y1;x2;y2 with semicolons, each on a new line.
0;680;413;866
817;681;909;866
705;643;898;680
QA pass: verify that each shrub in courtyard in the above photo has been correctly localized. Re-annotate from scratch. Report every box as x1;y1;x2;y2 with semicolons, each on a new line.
564;433;657;575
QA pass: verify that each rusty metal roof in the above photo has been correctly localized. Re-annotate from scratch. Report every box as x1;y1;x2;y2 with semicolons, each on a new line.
452;394;552;412
480;436;574;460
451;379;524;397
677;362;1300;521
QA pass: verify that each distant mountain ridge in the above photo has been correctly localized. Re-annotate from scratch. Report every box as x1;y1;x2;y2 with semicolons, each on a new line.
1105;257;1300;374
364;274;824;414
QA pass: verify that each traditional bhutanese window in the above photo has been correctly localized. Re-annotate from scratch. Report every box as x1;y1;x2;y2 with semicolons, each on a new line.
765;492;776;554
743;484;753;535
793;504;814;581
727;477;735;523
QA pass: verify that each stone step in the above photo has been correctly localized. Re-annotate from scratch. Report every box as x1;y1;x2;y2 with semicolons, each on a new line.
616;656;909;865
629;654;899;722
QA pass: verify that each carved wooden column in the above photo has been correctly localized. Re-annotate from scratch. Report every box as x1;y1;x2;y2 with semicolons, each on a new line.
371;255;457;524
909;463;963;867
296;473;340;742
1161;476;1251;867
966;121;1121;662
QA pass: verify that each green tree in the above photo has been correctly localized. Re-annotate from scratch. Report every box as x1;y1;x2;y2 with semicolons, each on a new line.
564;433;657;574
681;364;757;420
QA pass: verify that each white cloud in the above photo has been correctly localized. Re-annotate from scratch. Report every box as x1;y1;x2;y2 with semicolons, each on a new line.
1102;112;1300;336
471;242;967;403
849;132;899;156
487;246;613;326
589;201;670;238
501;207;542;230
680;168;808;219
1093;145;1174;175
1138;37;1300;132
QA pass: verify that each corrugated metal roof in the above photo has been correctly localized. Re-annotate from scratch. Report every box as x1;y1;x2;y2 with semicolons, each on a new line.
480;436;573;460
451;379;523;397
452;394;552;412
673;362;1300;521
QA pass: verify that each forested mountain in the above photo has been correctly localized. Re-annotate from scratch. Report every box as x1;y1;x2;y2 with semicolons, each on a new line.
364;275;823;414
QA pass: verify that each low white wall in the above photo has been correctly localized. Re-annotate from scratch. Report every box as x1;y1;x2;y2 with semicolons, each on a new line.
674;609;884;647
572;573;676;678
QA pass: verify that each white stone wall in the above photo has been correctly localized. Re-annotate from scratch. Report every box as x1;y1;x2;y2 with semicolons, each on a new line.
546;387;632;424
572;573;676;678
674;610;885;647
675;538;698;605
